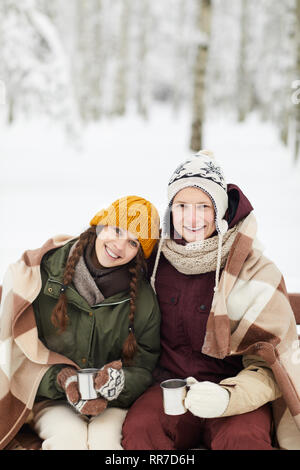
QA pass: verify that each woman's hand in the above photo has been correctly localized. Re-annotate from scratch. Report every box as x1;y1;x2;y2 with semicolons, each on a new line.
57;366;80;405
184;377;230;418
94;360;125;401
57;366;108;416
74;396;108;416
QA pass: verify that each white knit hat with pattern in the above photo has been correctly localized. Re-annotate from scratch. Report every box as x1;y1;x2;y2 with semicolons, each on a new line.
150;150;229;293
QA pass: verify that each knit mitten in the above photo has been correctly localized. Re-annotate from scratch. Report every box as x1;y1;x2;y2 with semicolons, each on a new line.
184;377;230;418
57;367;108;416
57;367;80;405
74;396;108;416
94;360;125;401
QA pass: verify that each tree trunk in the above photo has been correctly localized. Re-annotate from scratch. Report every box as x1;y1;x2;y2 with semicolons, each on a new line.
75;0;88;122
237;0;249;122
294;0;300;161
90;0;103;121
278;0;297;148
112;0;130;116
75;0;104;122
136;0;149;119
190;0;212;152
173;0;187;115
7;96;14;125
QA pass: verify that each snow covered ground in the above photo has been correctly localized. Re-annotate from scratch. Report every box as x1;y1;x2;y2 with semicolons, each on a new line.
0;107;300;293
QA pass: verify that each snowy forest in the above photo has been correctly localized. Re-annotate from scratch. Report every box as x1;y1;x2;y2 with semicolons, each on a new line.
0;0;300;291
1;0;300;157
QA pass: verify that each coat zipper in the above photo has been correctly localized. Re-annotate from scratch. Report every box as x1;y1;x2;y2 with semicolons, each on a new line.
48;278;131;307
93;298;131;307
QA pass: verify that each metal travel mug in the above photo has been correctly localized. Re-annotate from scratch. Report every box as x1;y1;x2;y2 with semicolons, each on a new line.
77;368;99;400
160;379;187;415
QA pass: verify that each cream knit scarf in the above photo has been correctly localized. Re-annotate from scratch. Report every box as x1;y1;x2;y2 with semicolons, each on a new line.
150;219;245;296
161;221;242;276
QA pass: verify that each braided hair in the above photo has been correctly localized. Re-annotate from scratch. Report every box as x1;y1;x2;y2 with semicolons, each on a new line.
122;247;147;365
51;225;147;366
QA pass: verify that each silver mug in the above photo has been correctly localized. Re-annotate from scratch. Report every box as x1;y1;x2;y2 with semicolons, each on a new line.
77;368;99;400
160;379;187;415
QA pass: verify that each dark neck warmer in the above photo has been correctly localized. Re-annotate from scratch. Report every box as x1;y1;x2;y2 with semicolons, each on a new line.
84;242;132;299
67;240;132;306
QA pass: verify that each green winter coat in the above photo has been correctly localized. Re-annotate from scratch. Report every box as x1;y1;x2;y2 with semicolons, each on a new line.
32;239;161;409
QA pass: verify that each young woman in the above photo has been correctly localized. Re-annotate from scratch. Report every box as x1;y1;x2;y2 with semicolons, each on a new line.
122;152;300;450
0;195;161;450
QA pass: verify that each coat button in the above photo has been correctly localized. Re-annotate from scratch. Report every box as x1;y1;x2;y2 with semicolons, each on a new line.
199;304;206;311
48;287;53;293
171;297;176;304
89;312;93;317
82;358;87;364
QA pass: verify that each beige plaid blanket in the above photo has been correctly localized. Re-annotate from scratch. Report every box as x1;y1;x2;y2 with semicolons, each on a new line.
0;214;300;449
202;212;300;449
0;234;78;450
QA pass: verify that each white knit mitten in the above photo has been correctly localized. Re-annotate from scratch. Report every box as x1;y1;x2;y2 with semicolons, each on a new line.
184;377;230;418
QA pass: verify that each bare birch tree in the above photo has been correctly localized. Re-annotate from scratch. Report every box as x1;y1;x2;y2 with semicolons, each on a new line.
277;0;300;160
172;0;188;114
190;0;212;152
75;0;104;122
136;0;150;118
89;0;104;121
274;0;297;147
294;0;300;161
112;0;131;116
237;0;250;122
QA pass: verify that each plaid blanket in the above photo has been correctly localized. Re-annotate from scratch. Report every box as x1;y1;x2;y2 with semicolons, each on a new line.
1;216;300;449
202;211;300;449
0;234;78;450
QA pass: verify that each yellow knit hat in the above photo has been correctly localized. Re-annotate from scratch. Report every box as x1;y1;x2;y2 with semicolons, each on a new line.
89;196;160;259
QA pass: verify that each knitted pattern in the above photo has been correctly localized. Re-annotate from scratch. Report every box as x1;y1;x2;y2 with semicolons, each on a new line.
96;367;125;401
57;367;80;405
57;366;108;416
161;220;243;276
94;360;125;401
89;195;160;259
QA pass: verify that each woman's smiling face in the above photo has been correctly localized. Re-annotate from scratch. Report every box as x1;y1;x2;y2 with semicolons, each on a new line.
95;225;140;267
172;187;216;242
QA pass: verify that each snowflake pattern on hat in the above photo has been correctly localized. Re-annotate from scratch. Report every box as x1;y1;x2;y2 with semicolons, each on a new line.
168;157;226;191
